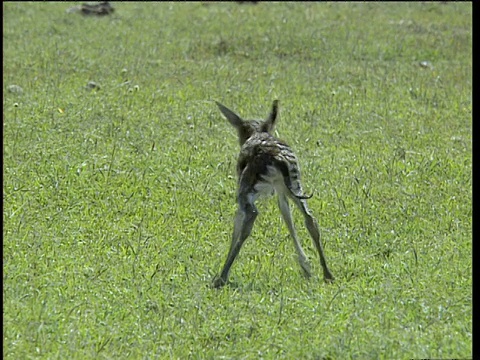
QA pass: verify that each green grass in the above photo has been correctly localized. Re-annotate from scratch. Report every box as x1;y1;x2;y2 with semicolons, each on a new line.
3;2;471;359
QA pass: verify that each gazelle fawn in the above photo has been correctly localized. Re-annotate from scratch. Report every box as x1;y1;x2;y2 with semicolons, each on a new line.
212;100;334;288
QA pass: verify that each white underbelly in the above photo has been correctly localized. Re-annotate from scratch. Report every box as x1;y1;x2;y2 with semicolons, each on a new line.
253;166;287;198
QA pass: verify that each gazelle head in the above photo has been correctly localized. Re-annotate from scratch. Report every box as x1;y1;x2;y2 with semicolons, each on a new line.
215;100;279;146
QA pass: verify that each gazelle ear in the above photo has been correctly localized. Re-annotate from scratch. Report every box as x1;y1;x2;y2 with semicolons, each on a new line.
261;100;279;133
216;101;244;129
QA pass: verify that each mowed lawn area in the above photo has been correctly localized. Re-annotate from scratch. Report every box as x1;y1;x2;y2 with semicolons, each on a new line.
3;2;471;359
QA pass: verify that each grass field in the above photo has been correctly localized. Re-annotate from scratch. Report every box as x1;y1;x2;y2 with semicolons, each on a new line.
3;2;472;359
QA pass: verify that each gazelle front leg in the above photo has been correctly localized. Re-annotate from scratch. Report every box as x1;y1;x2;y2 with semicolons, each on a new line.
277;193;312;278
290;196;335;282
213;191;258;288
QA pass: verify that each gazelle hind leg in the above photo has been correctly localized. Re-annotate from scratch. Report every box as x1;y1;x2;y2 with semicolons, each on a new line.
290;196;335;282
213;193;258;288
277;193;312;277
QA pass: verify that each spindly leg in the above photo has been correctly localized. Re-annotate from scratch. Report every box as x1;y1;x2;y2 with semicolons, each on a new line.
213;193;258;288
290;196;334;282
277;193;312;277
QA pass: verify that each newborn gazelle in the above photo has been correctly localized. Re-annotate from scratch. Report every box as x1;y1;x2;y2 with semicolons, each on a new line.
213;100;334;288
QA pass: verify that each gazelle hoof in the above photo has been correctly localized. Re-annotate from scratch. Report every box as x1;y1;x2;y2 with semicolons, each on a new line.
212;276;227;289
324;273;335;283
